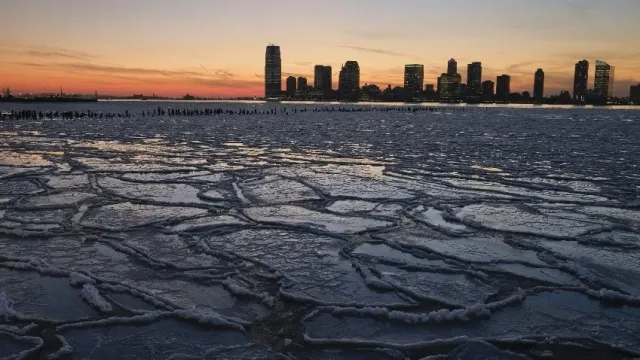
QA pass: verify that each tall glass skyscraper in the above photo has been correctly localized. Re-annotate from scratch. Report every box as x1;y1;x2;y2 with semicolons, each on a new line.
594;60;615;99
265;44;282;99
466;62;482;96
534;68;545;102
573;60;589;103
404;64;424;101
496;74;511;101
338;61;360;101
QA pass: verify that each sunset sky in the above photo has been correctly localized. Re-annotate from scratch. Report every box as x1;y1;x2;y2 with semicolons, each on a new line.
2;0;640;97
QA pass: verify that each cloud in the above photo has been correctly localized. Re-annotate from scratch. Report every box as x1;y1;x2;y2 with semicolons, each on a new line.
254;73;263;78
188;77;262;89
334;45;421;60
294;61;312;66
506;61;540;73
24;49;92;62
283;72;310;79
214;70;234;78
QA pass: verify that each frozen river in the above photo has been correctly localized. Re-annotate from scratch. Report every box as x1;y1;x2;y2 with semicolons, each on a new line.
0;102;639;359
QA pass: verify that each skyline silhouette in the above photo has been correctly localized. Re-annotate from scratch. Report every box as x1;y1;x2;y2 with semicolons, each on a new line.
2;0;639;97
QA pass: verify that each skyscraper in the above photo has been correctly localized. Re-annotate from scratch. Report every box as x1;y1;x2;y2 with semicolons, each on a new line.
447;58;457;75
338;61;360;101
482;80;495;100
314;65;324;89
404;64;424;101
630;84;640;103
314;65;333;99
297;77;307;90
438;59;461;101
286;76;296;98
594;60;615;99
264;44;282;99
534;69;544;103
573;60;589;103
466;62;482;97
496;75;511;101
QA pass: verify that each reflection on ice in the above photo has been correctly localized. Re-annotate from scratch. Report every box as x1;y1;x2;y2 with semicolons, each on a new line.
244;205;392;234
81;202;207;230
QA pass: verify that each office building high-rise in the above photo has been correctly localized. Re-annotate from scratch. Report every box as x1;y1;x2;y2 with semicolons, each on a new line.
425;84;435;92
338;61;360;101
594;60;615;99
286;76;296;98
404;64;424;101
438;59;462;101
482;80;495;99
297;77;307;90
496;75;511;101
264;44;282;99
314;65;333;99
534;68;544;102
630;84;640;103
466;62;482;95
573;60;589;103
438;73;462;101
447;58;457;75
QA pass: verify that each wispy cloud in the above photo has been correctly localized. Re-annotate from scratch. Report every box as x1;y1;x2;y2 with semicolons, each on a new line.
214;70;234;78
283;72;310;78
294;61;312;66
24;50;91;62
335;45;420;60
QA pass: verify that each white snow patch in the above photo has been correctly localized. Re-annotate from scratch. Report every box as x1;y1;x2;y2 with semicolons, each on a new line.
0;291;21;318
69;272;95;286
80;284;113;312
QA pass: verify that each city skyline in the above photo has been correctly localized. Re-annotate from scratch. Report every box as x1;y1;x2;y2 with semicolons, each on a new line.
2;0;640;97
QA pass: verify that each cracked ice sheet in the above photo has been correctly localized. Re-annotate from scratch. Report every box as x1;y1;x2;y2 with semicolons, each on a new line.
326;200;403;218
352;243;448;268
514;177;602;193
382;230;545;266
208;230;411;306
241;176;321;204
0;237;268;321
166;214;247;233
304;290;640;353
4;208;74;223
411;207;470;234
18;192;98;209
0;269;98;321
442;178;610;203
376;264;497;307
489;263;582;286
81;202;207;230
268;167;415;200
454;204;605;238
244;205;392;234
578;206;640;227
0;180;43;195
75;157;199;172
43;174;90;189
61;318;248;360
536;239;640;295
119;231;226;269
98;177;221;205
0;332;41;359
